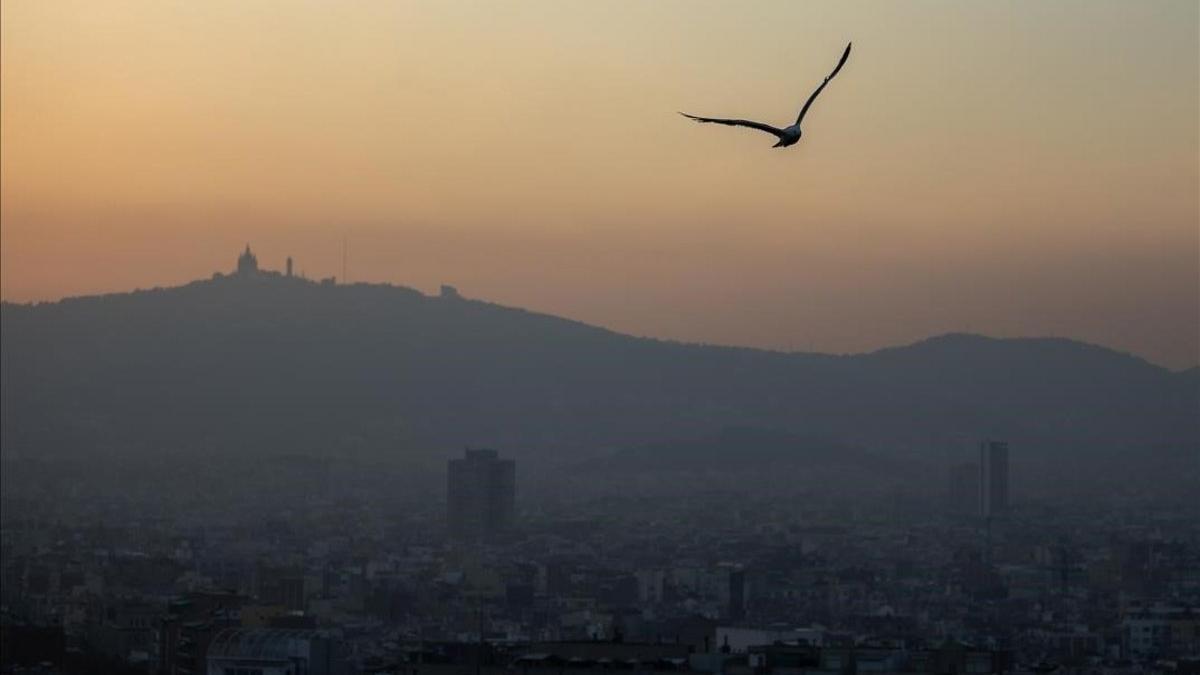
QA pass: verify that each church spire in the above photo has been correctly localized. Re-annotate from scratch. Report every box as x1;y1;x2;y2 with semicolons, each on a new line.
236;244;259;276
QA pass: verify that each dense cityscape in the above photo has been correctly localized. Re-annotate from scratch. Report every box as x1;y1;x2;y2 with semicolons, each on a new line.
3;438;1198;675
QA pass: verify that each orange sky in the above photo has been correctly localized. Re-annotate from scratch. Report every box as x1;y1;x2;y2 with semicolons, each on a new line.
2;1;1197;368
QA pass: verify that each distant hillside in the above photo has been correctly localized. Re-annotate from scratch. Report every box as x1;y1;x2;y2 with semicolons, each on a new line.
2;272;1196;462
595;426;879;471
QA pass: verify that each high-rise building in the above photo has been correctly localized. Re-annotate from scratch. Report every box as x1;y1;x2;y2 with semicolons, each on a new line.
979;440;1009;518
447;448;515;540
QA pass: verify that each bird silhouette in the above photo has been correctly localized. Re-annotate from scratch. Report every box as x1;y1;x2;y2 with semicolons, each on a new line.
680;42;852;149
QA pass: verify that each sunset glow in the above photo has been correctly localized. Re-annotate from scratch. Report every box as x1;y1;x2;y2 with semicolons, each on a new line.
3;0;1197;367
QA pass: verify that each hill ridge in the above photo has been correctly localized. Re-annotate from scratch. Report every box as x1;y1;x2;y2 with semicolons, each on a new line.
0;274;1170;371
2;272;1195;461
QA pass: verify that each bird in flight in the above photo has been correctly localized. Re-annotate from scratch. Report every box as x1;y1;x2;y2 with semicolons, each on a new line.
680;42;852;149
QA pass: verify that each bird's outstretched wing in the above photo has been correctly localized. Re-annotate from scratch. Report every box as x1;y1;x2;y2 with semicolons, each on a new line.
679;112;784;138
794;42;852;126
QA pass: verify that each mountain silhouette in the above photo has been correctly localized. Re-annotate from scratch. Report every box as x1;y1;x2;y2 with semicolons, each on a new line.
2;273;1196;464
583;426;898;476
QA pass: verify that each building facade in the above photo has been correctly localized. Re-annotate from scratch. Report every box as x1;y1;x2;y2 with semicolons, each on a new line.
447;449;516;540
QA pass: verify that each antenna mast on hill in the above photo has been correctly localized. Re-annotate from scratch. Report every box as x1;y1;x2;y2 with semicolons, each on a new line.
342;235;348;284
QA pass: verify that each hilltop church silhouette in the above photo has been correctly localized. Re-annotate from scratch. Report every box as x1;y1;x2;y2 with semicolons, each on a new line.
236;245;260;275
232;244;294;279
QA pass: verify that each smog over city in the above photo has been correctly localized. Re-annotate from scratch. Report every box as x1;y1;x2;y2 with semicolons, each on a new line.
1;2;1198;675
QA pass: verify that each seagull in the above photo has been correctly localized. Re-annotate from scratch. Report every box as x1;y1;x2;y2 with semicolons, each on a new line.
680;42;852;149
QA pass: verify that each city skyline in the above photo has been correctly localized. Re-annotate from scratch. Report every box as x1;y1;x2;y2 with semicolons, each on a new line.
3;1;1197;369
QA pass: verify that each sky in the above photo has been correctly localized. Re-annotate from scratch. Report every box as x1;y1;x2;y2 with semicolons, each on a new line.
2;1;1197;369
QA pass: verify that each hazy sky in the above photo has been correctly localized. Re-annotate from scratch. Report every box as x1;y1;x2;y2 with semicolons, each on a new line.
3;1;1197;368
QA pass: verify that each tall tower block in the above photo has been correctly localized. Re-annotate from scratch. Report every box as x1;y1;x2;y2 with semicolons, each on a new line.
979;440;1009;518
447;449;516;540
